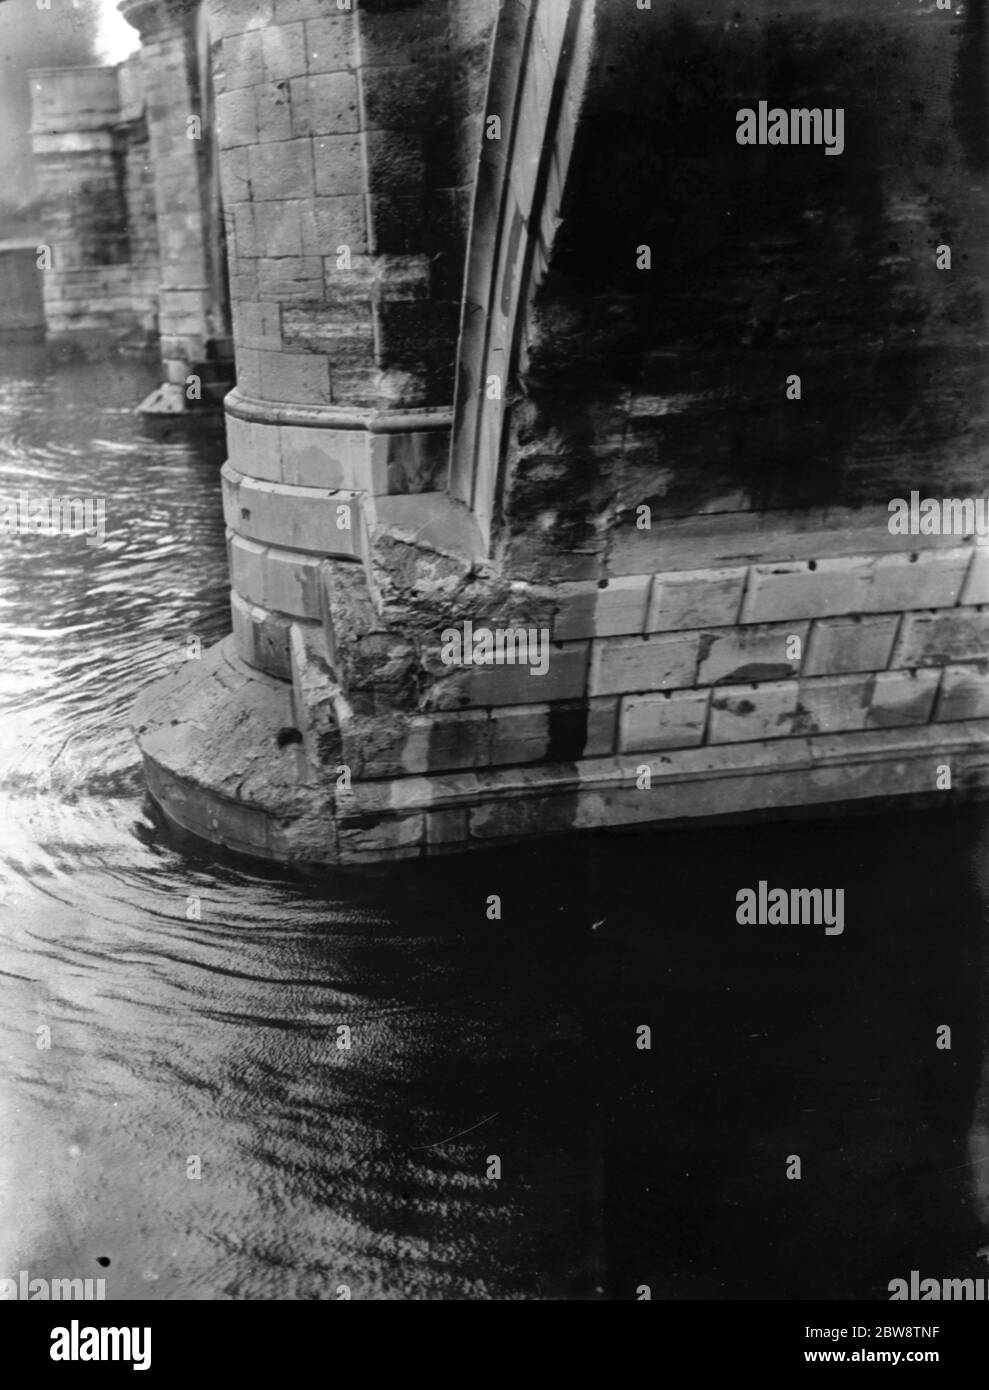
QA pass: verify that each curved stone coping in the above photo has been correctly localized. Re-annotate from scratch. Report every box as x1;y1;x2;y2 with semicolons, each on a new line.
225;412;451;496
228;530;324;620
135;641;989;867
231;589;320;680
222;462;365;559
224;387;453;435
133;635;336;862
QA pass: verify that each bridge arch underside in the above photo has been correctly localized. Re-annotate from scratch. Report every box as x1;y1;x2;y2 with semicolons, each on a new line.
135;0;989;872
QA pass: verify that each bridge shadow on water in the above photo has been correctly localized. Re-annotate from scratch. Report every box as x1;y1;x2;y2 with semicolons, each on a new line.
336;800;989;1300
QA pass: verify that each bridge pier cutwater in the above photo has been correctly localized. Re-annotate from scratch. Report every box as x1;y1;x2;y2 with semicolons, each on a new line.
123;0;989;867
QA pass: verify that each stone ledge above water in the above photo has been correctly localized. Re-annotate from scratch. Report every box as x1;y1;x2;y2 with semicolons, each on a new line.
132;636;989;867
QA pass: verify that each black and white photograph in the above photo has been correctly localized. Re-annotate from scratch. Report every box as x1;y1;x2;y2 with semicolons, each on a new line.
1;0;988;1355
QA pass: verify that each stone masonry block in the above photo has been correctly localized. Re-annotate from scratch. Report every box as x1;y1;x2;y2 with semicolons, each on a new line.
257;349;331;405
867;669;940;727
424;641;590;711
223;466;364;560
256;82;294;143
279;424;371;489
589;632;700;697
552;576;650;641
210;0;274;42
225;413;283;483
228;532;265;606
248;139;315;202
219;144;252;202
585;697;619;756
291;73;359;136
220;30;263;91
281;301;373;357
619;689;710;754
794;674;872;736
311;135;363;196
864;548;972;612
255;201;304;258
400;710;491;775
234;346;261;396
933;663;989;722
696;622;807;686
891;608;989;667
305;16;356;74
309;196;367;253
803;614;901;677
961;546;989;605
262;23;307;81
486;699;611;765
646;567;747;632
256;257;324;300
216;87;258;148
230;202;260;258
490;704;550;765
740;556;874;623
337;814;424;860
229;534;322;619
259;543;324;618
234;299;283;351
371;429;444;495
707;681;801;744
469;791;583;843
426;807;469;849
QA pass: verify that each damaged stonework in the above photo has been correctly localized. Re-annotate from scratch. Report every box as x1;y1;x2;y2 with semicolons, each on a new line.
305;500;563;782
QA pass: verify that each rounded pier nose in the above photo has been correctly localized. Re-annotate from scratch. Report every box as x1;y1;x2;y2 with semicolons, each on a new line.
132;636;336;863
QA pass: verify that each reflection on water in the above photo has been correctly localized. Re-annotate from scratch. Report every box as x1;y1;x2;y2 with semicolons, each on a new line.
1;344;988;1300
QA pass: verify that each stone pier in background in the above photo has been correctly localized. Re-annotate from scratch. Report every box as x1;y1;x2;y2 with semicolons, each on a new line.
28;61;160;350
28;2;233;411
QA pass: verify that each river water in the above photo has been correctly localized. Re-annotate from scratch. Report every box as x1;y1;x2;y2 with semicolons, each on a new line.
1;346;988;1301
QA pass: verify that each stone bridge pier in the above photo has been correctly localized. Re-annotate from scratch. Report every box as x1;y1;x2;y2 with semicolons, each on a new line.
135;0;989;866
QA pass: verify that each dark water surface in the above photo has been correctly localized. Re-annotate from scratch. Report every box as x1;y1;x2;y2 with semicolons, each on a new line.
1;347;988;1300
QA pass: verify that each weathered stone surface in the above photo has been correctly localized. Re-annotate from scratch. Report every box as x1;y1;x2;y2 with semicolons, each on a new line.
866;549;973;613
892;609;989;668
222;465;365;558
589;632;700;697
696;622;806;687
619;689;710;754
133;635;337;860
867;669;941;728
803;615;901;677
647;568;747;633
741;557;875;624
552;575;650;640
934;663;989;723
708;681;801;745
961;547;989;607
289;622;343;770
